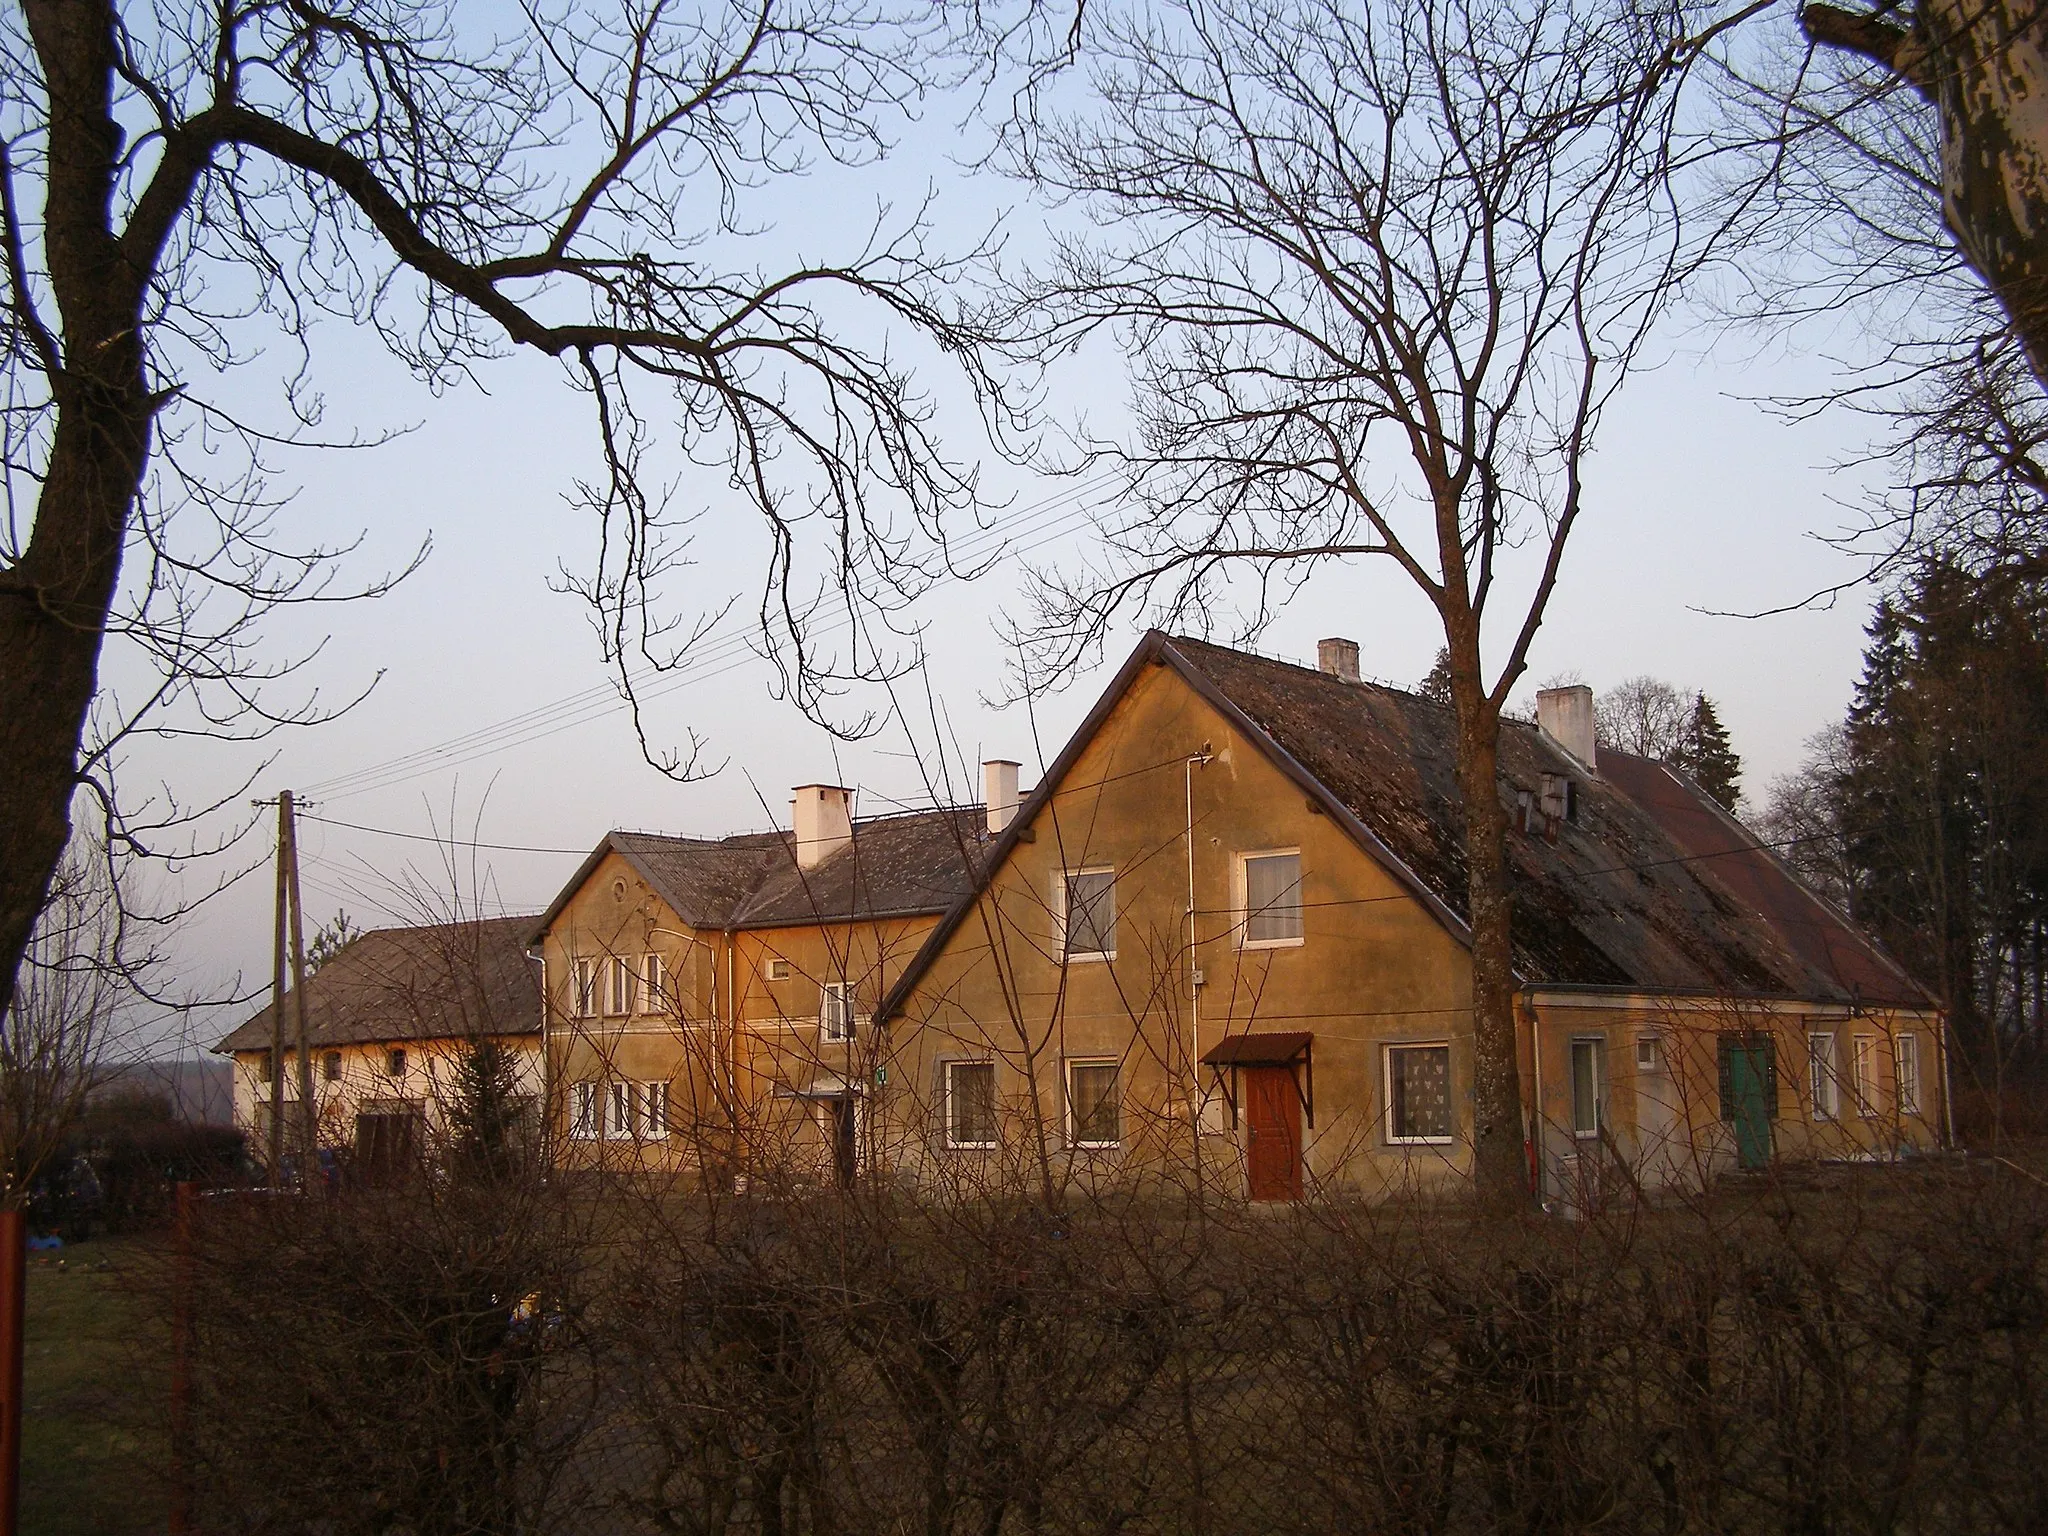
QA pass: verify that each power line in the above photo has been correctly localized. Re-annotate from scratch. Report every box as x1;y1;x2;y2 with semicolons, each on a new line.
299;472;1123;801
299;811;591;856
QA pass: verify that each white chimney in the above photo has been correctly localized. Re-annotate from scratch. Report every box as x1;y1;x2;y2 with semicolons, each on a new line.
1536;685;1597;771
791;784;853;869
1317;637;1361;683
983;759;1021;834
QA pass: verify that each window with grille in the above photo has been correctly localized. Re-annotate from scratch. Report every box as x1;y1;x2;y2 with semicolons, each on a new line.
1242;852;1304;944
1061;869;1117;959
821;982;855;1043
1385;1044;1452;1144
1067;1061;1121;1148
946;1061;997;1149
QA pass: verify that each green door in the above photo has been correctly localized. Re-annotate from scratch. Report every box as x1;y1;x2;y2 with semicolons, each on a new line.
1729;1045;1773;1169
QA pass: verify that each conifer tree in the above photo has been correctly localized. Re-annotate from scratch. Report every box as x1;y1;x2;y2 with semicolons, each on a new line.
1419;648;1454;707
1676;694;1743;812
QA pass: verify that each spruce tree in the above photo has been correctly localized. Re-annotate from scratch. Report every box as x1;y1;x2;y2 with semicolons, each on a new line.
1419;646;1453;706
1677;694;1742;811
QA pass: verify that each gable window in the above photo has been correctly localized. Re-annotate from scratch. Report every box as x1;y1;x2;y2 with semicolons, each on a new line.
572;959;598;1019
605;956;635;1017
256;1048;275;1083
1808;1033;1839;1119
821;982;855;1043
1066;1061;1121;1149
1061;868;1117;960
641;954;666;1015
1895;1034;1921;1115
571;1081;601;1140
945;1060;997;1149
1385;1043;1453;1145
322;1051;343;1083
1569;1037;1605;1139
1851;1034;1878;1117
386;1048;408;1079
1242;851;1304;946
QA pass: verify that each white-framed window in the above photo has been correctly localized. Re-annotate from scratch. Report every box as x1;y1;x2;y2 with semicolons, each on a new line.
1384;1043;1453;1145
572;958;598;1020
386;1048;408;1078
607;1080;635;1140
571;1081;601;1140
766;956;792;981
1808;1032;1839;1119
1896;1033;1921;1115
605;955;635;1017
1059;868;1117;960
1240;850;1304;946
1066;1060;1121;1149
1852;1034;1879;1116
945;1060;998;1149
640;954;666;1015
641;1080;670;1140
820;982;855;1043
1569;1037;1605;1139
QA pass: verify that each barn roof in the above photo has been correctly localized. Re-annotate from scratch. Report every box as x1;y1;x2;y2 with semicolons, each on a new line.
215;915;542;1054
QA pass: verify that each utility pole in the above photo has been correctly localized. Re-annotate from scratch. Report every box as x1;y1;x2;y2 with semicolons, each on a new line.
282;791;318;1168
269;796;289;1186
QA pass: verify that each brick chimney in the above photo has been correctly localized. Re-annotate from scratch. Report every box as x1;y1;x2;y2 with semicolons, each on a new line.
791;784;853;869
983;759;1021;834
1317;637;1361;683
1536;685;1597;771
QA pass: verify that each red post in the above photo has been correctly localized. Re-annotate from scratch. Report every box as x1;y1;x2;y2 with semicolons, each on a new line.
0;1205;26;1536
170;1182;194;1536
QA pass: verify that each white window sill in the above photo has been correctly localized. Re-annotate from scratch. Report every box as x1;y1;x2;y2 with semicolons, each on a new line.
1386;1137;1455;1148
945;1142;997;1152
1063;951;1115;964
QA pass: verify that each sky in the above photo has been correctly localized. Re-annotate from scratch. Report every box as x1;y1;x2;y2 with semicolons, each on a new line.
89;5;1914;1056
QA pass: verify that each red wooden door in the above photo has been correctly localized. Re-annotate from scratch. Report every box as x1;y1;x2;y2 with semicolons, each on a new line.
1244;1066;1303;1201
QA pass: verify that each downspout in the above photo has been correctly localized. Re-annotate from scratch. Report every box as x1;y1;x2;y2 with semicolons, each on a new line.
1523;988;1545;1204
1184;747;1213;1097
1939;1007;1957;1151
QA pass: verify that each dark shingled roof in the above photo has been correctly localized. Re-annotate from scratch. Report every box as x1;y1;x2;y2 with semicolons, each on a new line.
1166;636;1926;1005
216;916;542;1054
530;806;993;943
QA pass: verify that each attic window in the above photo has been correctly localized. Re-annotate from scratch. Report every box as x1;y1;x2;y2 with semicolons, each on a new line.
1539;773;1579;826
386;1048;408;1078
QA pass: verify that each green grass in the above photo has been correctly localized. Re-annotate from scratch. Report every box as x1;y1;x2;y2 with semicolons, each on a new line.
22;1236;166;1536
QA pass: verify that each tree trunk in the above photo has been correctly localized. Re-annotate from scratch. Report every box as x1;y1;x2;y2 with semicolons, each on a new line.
1;0;154;1018
1804;2;2048;388
1443;621;1528;1205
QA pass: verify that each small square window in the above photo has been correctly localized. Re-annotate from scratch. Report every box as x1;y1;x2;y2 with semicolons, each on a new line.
322;1051;342;1083
766;957;792;982
1067;1061;1121;1148
1243;851;1304;945
386;1048;407;1078
821;982;855;1043
946;1061;997;1149
1385;1044;1452;1144
1061;869;1117;959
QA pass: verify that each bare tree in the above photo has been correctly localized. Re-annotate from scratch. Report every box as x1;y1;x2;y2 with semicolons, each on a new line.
0;0;1026;1023
1597;675;1693;758
995;0;1732;1199
0;843;132;1206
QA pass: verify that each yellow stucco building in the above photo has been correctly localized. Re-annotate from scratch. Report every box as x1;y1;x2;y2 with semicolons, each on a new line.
864;633;1945;1203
